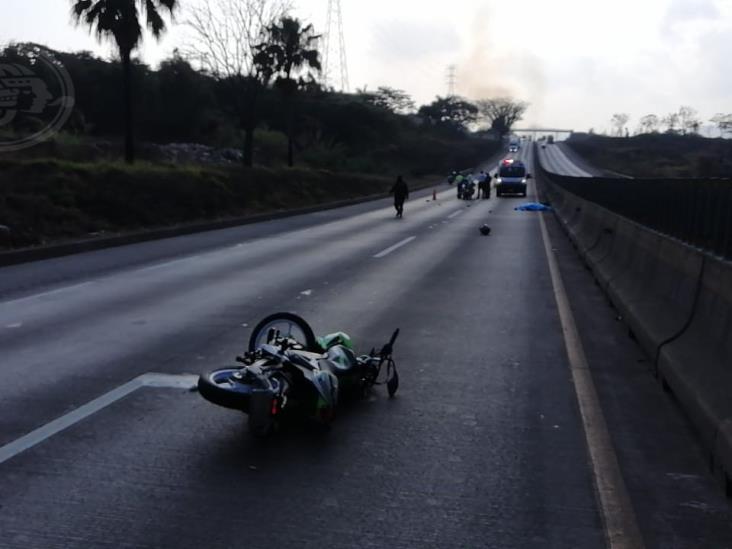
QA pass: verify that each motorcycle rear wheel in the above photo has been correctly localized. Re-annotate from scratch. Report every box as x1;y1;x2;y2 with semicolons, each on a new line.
198;367;250;411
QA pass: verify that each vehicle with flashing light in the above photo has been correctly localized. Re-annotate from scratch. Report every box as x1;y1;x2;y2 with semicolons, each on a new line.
494;158;531;197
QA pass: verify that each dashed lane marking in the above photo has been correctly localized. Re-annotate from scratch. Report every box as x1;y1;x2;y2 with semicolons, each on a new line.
137;255;201;273
373;236;417;258
0;282;95;308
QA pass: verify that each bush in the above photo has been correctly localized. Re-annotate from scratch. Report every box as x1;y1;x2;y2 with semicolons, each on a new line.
0;159;396;247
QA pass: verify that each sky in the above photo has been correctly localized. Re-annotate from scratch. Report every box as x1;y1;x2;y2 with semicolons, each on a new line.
2;0;731;133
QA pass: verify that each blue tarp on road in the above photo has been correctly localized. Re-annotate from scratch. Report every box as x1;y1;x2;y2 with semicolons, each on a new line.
514;202;553;212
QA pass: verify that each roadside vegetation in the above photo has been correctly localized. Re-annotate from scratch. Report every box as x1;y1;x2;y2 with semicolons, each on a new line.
0;0;530;249
565;133;732;178
0;159;447;248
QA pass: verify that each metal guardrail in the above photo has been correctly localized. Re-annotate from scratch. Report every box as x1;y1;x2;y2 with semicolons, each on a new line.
538;161;732;261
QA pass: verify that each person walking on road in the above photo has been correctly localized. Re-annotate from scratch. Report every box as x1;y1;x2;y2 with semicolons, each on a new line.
390;175;409;218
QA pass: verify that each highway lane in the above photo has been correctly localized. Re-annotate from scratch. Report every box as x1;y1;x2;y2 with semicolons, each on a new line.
0;183;450;301
1;146;731;548
0;181;492;445
538;143;594;177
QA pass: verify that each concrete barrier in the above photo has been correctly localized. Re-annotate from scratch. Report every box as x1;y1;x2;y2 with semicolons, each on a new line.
605;225;703;363
659;257;732;483
542;166;732;494
591;213;640;294
715;420;732;495
0;225;11;249
583;210;618;268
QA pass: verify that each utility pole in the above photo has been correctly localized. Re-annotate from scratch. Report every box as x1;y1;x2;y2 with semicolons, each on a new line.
446;64;457;97
323;0;349;92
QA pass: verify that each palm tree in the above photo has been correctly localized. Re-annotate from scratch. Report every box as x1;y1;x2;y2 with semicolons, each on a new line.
259;17;321;167
71;0;178;163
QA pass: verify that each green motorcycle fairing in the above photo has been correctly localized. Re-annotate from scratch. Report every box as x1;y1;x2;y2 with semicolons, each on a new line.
317;331;353;352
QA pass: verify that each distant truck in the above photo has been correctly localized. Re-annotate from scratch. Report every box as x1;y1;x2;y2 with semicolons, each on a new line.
494;159;531;197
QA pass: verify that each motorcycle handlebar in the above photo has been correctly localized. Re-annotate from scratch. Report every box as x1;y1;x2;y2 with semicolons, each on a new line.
379;329;400;357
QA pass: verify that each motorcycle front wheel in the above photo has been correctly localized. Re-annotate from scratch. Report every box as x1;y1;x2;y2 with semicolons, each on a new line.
248;312;318;352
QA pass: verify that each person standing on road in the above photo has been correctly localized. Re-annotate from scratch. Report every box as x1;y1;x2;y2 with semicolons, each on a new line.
390;175;409;218
475;171;485;199
478;171;491;199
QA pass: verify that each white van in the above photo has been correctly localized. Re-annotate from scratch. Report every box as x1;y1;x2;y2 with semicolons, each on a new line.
495;159;531;197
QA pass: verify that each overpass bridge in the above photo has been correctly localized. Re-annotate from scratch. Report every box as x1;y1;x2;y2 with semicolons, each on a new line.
513;127;574;140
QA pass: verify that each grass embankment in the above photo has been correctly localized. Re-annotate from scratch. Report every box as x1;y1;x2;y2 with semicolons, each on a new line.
0;159;436;249
0;136;499;249
565;133;732;178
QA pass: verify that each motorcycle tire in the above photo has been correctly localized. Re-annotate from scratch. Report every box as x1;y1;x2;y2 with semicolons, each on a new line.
198;367;251;411
248;312;318;352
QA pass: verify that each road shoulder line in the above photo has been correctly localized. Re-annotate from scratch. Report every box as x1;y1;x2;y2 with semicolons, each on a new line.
538;211;645;549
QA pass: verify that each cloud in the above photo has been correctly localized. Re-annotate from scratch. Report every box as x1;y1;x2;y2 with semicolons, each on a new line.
369;19;460;62
662;0;721;33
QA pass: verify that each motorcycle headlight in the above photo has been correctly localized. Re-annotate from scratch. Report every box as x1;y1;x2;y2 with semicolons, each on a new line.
522;178;527;183
496;178;502;183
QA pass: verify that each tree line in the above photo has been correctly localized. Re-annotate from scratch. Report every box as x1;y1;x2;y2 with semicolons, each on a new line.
18;0;527;167
607;107;732;137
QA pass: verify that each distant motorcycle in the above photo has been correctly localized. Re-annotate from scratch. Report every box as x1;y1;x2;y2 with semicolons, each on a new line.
457;179;475;200
198;313;400;437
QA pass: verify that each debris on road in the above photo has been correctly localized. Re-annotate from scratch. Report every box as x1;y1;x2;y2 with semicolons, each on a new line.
514;202;553;212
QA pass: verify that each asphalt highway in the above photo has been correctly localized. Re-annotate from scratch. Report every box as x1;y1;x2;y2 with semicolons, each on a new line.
537;143;594;177
0;146;730;548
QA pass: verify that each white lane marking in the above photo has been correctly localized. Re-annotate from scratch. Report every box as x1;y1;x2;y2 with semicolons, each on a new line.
0;373;198;466
6;322;22;329
301;289;313;296
538;213;645;549
447;210;464;219
0;282;94;308
137;255;201;273
373;236;417;258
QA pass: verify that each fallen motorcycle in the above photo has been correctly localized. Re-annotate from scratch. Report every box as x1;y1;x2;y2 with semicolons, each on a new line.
198;312;400;437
